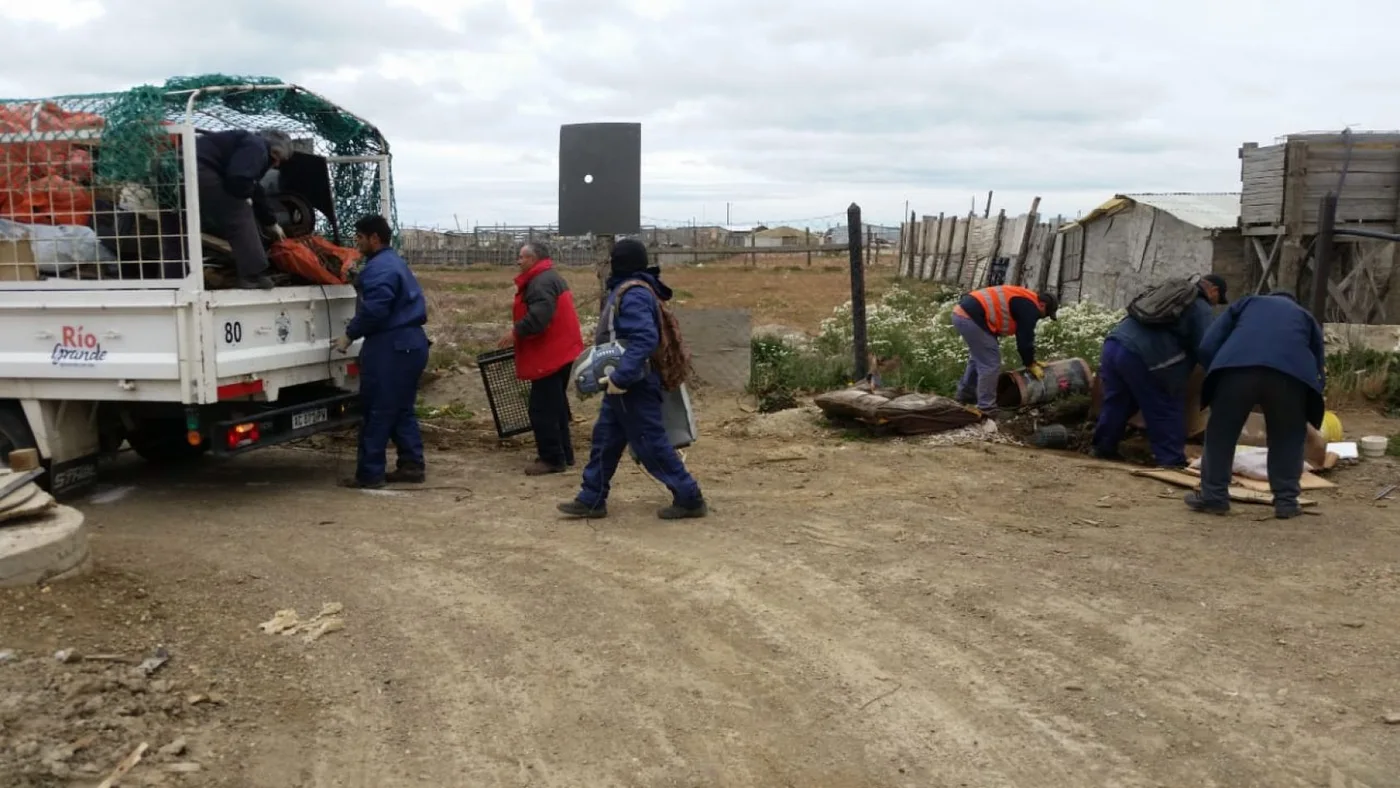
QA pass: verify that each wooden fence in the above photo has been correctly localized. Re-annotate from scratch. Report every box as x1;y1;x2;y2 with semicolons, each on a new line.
897;209;1067;292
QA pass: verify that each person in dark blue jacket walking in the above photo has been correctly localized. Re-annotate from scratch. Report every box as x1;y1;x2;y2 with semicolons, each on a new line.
558;239;706;520
1092;275;1226;467
1185;291;1326;519
194;129;293;289
333;215;430;489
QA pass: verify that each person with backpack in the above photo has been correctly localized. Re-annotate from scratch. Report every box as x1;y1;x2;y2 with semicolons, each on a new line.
1185;291;1326;519
951;285;1059;417
558;239;707;520
1091;274;1226;468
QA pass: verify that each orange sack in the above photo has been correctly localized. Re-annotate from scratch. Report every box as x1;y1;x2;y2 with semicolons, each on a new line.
268;236;359;285
0;102;103;227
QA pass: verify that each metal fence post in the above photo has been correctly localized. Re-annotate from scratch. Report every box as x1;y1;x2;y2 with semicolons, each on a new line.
847;203;868;381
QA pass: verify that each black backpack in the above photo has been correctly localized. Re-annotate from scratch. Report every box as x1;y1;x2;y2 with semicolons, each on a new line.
1127;277;1200;326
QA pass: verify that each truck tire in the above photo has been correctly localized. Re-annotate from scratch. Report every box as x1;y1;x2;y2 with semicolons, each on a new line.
0;402;38;467
126;421;209;465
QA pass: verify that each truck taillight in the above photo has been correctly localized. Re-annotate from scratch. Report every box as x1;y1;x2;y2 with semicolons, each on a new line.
226;422;259;450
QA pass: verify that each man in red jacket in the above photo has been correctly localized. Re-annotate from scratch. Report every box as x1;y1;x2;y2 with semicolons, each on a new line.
499;242;586;475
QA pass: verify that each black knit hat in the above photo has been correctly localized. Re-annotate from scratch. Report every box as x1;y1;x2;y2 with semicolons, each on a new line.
610;238;649;278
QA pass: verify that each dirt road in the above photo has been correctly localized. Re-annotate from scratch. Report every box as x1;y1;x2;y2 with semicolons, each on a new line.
3;398;1399;787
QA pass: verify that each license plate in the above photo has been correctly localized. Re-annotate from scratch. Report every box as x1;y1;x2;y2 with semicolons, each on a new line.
291;408;328;430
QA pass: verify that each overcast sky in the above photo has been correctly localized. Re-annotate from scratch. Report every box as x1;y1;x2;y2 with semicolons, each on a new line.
0;0;1394;230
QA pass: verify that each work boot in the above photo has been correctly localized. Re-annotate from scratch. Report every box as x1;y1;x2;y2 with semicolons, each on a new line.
340;476;385;490
1183;491;1229;515
658;497;708;520
1090;446;1124;461
557;499;607;519
238;275;275;290
524;460;567;476
1275;504;1305;519
386;463;425;484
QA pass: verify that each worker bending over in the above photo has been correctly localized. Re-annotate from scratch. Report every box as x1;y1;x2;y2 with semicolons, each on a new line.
194;128;291;289
333;215;430;489
558;239;706;520
1092;275;1227;467
1187;291;1326;519
952;285;1058;417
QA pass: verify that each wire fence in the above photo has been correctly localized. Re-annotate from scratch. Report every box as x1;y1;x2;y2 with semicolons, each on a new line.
400;224;890;268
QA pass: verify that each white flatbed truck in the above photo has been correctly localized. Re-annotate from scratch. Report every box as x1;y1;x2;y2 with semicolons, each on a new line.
0;82;390;497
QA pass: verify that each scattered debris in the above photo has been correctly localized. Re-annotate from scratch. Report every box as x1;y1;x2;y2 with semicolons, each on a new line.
96;742;148;788
924;421;1020;448
0;648;16;663
136;646;170;676
53;648;80;663
1376;484;1397;502
258;602;346;643
1382;712;1400;725
157;737;187;757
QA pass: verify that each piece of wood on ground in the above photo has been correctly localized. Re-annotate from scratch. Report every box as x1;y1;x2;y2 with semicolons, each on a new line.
1181;466;1337;491
97;741;149;788
1130;469;1317;507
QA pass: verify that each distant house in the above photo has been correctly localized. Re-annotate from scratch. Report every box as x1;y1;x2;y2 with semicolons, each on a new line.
751;225;807;247
828;224;900;245
651;225;730;247
398;227;475;252
1058;193;1246;308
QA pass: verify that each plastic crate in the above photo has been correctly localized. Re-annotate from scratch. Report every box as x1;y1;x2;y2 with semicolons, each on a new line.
476;349;533;439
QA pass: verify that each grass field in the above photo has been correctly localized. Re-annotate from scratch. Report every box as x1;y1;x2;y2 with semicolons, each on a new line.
416;255;902;371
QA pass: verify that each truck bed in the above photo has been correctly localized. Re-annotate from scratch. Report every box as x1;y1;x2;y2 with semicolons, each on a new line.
0;284;360;404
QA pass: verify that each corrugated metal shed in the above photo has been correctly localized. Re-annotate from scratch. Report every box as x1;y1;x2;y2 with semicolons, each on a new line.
1065;192;1241;231
1123;192;1240;230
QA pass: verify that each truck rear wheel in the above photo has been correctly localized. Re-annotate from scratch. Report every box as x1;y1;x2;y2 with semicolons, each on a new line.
0;403;38;467
126;421;209;465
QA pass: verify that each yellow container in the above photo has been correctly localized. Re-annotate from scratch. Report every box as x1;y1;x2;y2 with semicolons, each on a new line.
1321;411;1343;443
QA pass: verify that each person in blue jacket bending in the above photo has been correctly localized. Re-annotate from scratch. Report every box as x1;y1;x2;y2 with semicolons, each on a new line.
558;239;707;520
1186;291;1326;519
1092;275;1226;468
333;215;430;488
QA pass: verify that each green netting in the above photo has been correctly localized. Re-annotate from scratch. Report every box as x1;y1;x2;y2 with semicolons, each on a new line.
1;74;396;239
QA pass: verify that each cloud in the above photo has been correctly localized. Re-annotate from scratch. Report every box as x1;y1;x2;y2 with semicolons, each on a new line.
2;0;1398;229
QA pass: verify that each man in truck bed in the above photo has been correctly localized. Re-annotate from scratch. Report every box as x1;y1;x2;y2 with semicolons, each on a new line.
195;128;292;289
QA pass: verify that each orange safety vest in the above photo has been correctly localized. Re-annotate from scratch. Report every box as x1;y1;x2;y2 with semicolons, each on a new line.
969;285;1041;336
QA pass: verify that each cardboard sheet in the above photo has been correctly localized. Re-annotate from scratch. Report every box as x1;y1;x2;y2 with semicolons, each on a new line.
1131;468;1318;507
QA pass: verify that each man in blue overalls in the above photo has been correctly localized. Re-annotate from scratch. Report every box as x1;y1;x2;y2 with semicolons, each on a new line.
557;239;706;520
332;215;430;488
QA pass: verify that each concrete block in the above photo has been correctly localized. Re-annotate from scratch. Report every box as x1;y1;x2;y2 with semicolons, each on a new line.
0;505;90;588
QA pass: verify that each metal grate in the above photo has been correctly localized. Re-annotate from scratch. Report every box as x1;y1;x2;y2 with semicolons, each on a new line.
476;349;533;440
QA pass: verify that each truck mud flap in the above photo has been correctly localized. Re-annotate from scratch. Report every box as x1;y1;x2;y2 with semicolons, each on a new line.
209;393;360;457
49;455;98;501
